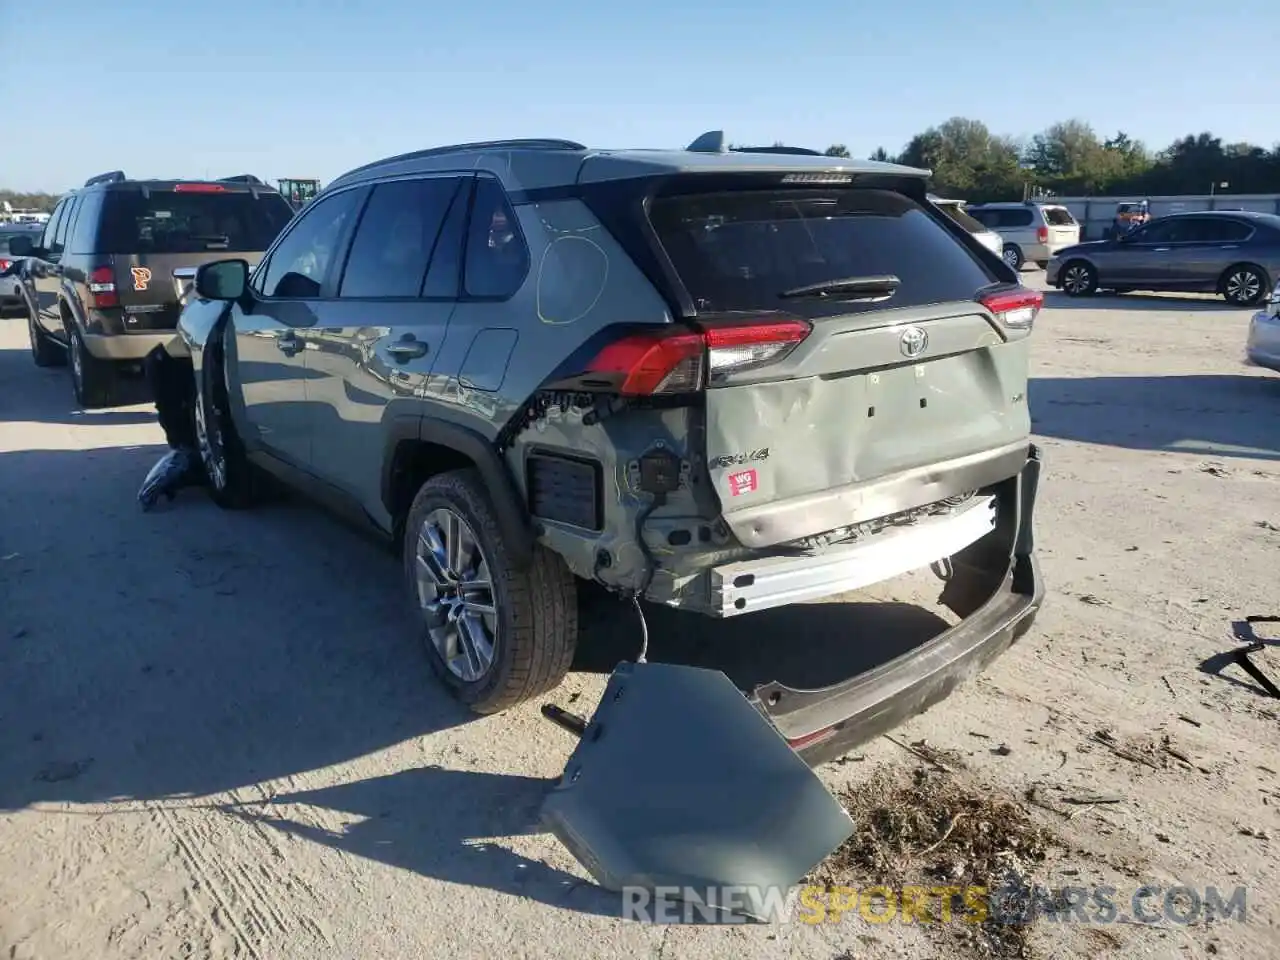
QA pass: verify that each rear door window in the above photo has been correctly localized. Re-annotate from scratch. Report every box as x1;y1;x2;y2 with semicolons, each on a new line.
1195;218;1253;242
1042;207;1076;226
463;177;529;299
337;176;464;299
98;188;295;255
649;187;998;319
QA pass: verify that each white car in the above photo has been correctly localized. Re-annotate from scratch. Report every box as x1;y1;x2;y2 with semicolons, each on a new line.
929;196;1003;257
0;225;42;310
1246;280;1280;373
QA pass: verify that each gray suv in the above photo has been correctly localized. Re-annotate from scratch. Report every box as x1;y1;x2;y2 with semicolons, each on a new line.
176;133;1045;764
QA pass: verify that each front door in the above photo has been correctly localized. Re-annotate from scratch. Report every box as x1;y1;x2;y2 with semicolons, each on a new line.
228;186;366;469
302;175;470;517
1105;219;1184;287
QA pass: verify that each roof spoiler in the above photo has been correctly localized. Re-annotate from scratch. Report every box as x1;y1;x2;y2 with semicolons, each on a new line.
84;170;126;187
686;131;729;154
219;174;267;185
731;145;823;156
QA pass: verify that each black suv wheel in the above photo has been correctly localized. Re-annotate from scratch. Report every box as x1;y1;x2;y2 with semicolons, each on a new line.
27;308;65;368
404;469;577;714
68;325;117;408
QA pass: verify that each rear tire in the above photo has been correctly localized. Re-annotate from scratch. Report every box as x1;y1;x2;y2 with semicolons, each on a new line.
27;307;65;367
1221;264;1269;307
68;324;118;408
1002;245;1024;271
1060;260;1098;297
404;469;578;714
195;337;258;509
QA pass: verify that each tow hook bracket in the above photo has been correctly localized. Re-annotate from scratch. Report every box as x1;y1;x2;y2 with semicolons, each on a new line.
540;661;854;919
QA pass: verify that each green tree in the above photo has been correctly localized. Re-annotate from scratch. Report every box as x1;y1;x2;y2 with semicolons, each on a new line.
868;146;893;162
823;144;851;158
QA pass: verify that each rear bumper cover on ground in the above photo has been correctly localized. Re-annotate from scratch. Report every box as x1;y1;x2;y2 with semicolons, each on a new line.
750;444;1044;766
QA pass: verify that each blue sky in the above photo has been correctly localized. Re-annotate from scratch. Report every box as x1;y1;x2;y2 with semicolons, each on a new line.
4;0;1277;193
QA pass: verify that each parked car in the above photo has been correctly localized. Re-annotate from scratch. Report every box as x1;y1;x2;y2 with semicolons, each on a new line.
1046;211;1280;306
14;171;294;407
0;223;43;310
929;195;1003;256
1246;279;1280;372
966;201;1081;271
175;132;1044;765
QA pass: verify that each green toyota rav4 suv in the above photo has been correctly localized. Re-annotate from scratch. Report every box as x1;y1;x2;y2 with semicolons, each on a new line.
177;133;1044;764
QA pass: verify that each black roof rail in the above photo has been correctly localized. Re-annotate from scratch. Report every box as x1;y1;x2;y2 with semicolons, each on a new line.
731;145;824;156
84;170;127;187
335;138;588;182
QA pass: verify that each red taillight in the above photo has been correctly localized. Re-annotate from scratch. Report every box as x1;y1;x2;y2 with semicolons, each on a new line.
173;183;225;193
1036;225;1049;244
0;259;10;272
88;266;118;308
583;318;812;396
980;288;1042;328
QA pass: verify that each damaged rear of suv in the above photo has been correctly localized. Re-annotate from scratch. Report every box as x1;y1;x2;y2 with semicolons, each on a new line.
180;131;1043;765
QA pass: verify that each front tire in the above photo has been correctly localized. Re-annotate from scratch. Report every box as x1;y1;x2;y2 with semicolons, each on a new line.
68;324;117;408
1060;260;1098;297
1221;264;1268;307
404;469;578;714
195;340;257;508
1002;244;1024;271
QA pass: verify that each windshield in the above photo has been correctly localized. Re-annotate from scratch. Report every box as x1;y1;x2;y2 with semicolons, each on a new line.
934;202;989;235
97;188;294;254
649;187;997;319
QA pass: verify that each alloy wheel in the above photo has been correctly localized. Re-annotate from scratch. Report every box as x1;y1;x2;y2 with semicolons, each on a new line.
1063;265;1093;295
194;388;228;491
415;507;499;682
1002;248;1020;269
1225;269;1262;305
70;330;84;389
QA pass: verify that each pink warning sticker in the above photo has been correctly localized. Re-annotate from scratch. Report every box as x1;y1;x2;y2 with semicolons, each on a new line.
727;469;758;497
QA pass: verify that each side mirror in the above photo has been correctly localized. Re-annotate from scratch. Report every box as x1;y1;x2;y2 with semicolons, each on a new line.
194;258;249;301
7;234;35;257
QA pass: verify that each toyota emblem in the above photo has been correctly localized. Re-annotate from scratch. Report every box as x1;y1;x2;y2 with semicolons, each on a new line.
899;326;928;358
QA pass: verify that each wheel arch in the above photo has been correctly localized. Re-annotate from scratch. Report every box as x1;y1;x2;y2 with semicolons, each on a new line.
382;414;535;567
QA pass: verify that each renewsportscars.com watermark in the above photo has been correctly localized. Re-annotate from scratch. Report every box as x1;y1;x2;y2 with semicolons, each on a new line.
621;883;1250;926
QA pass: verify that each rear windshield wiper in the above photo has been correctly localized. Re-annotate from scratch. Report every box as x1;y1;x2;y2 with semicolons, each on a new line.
777;274;900;302
192;234;230;246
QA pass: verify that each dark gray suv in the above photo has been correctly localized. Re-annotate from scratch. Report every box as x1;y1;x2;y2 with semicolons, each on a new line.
176;133;1045;764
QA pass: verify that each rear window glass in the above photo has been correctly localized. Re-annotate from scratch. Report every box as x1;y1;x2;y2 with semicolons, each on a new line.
97;188;294;255
649;188;996;318
1042;207;1076;226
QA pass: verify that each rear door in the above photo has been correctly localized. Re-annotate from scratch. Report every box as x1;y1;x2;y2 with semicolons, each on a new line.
27;198;69;339
647;186;1028;545
304;174;468;508
98;184;294;334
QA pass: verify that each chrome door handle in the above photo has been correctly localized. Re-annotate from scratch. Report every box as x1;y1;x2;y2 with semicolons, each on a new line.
385;335;428;362
1220;245;1239;250
277;332;303;356
1152;247;1171;252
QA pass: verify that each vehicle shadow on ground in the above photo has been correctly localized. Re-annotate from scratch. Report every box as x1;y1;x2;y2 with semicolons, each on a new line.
1042;291;1242;312
1030;374;1280;460
573;587;949;693
226;767;622;918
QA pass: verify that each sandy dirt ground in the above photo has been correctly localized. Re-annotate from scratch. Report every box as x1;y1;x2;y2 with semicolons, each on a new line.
2;280;1278;960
